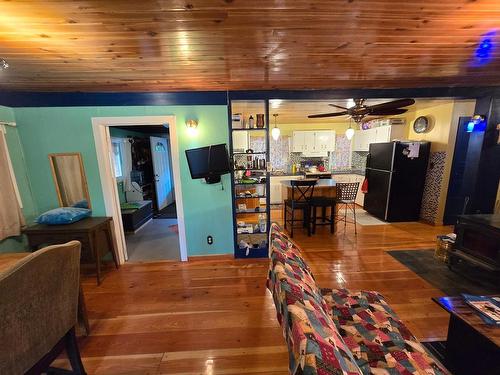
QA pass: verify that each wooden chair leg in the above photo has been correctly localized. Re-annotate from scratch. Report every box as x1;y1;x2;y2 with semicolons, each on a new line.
283;205;287;231
88;232;101;286
78;285;90;336
65;327;87;375
312;205;317;234
306;207;311;237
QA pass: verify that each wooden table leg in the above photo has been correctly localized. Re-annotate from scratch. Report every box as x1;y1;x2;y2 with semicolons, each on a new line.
78;285;90;336
105;221;120;269
89;232;101;286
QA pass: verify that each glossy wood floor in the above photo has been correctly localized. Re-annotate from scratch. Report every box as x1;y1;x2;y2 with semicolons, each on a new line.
64;219;453;374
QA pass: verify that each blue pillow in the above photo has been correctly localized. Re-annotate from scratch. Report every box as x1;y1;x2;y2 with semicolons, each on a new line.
72;199;89;209
36;207;91;225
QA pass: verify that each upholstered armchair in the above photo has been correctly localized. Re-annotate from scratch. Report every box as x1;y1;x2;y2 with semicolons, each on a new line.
0;241;87;375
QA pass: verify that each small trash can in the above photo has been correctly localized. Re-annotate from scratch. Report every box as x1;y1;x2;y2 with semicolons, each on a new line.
435;234;455;262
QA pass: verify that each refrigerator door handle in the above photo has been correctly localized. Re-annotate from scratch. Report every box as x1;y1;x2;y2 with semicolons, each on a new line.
365;167;392;173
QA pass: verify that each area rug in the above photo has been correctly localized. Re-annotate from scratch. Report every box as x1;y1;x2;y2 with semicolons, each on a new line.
154;202;177;219
388;249;500;296
346;209;389;226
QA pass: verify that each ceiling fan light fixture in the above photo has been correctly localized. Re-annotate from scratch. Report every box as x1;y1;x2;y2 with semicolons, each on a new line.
345;127;355;140
272;113;280;141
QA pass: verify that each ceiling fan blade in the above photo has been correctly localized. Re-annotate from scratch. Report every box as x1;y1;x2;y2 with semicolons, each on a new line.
328;104;348;110
368;99;415;111
308;111;348;118
369;108;408;115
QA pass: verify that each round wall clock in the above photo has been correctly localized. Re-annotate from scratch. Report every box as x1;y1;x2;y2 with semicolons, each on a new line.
413;116;430;133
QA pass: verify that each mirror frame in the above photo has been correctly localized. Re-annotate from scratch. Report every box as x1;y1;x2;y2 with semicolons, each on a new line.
48;152;91;209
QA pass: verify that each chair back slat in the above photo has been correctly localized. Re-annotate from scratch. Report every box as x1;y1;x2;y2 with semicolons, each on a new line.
336;182;359;201
291;179;317;202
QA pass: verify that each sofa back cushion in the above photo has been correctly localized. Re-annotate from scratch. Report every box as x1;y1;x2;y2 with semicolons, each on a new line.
268;223;362;374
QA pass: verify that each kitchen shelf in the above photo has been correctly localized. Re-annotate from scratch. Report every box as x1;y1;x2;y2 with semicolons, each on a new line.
237;230;268;235
235;195;266;199
236;208;267;214
234;182;266;186
232;152;266;156
229;99;270;260
234;246;268;259
234;168;267;172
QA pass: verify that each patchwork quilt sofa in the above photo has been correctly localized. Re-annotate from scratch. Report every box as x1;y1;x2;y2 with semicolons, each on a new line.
267;223;448;375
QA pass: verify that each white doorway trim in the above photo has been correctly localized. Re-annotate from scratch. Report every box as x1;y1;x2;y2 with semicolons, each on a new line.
91;115;188;263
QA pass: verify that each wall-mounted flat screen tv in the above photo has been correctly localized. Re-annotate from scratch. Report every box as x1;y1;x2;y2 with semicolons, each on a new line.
185;143;231;184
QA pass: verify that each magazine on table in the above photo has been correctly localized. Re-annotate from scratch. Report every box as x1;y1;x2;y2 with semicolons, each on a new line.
462;294;500;325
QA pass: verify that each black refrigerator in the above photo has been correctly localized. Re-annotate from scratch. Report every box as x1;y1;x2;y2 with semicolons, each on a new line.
364;141;430;222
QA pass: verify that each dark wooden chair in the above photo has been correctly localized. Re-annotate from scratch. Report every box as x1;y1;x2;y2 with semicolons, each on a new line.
0;241;87;375
335;182;360;235
309;196;336;234
284;179;317;237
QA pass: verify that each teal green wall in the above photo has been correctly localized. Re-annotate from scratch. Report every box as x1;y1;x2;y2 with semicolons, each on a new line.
12;105;233;256
0;106;36;252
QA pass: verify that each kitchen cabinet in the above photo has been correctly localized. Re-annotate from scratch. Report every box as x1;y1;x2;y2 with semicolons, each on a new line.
292;130;335;156
232;131;248;152
332;173;365;207
352;125;406;152
292;131;305;152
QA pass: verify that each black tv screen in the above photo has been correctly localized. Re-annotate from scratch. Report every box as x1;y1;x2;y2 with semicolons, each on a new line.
185;143;230;182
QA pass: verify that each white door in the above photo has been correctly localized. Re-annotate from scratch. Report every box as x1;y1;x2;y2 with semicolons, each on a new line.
150;136;174;210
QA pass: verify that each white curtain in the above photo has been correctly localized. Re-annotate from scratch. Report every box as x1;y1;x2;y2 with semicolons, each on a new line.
121;138;133;191
0;127;25;240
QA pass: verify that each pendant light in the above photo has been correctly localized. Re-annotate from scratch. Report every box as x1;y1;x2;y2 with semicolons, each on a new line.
272;113;280;141
345;118;355;140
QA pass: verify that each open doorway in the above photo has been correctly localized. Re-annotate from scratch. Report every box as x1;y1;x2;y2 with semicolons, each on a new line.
109;124;180;261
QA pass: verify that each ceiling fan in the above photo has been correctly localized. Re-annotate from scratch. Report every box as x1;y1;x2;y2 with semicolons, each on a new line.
308;98;415;123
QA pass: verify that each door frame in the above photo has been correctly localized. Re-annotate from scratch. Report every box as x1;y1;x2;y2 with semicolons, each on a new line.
92;115;188;263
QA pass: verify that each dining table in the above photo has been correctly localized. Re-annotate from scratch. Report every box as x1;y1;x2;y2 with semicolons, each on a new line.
280;177;337;200
280;178;337;221
0;252;90;336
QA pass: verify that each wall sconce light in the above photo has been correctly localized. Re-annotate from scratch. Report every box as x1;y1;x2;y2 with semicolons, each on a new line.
466;115;487;133
186;119;198;129
185;118;198;136
0;59;8;70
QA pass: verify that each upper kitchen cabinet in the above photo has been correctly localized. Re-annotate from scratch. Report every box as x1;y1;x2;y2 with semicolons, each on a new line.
292;130;335;156
352;125;406;151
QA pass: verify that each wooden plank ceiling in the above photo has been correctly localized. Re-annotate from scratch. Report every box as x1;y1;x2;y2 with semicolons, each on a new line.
0;0;499;92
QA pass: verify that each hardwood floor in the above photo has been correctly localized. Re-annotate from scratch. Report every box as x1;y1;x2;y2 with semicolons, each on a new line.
62;220;452;374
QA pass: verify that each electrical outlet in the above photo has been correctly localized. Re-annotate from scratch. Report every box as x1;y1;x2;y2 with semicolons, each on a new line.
207;235;213;245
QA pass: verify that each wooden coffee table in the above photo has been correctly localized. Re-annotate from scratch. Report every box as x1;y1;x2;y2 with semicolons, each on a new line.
433;295;500;375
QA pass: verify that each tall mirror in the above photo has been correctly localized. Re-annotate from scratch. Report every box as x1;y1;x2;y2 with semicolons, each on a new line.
49;153;91;209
